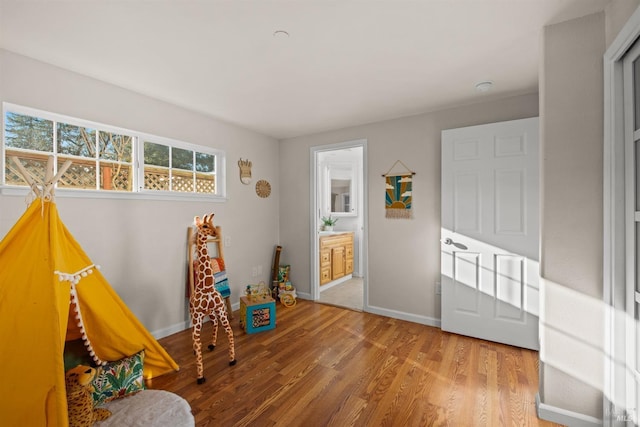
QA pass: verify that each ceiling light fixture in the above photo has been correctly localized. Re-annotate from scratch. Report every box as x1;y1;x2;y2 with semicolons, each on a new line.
273;30;289;38
475;81;494;92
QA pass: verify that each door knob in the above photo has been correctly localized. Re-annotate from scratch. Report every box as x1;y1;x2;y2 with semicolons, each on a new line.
442;238;468;250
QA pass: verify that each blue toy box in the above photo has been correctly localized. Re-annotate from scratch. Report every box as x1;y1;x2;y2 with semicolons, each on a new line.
239;296;276;334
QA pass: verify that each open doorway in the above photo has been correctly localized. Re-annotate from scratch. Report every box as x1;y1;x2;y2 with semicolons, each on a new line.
310;140;367;311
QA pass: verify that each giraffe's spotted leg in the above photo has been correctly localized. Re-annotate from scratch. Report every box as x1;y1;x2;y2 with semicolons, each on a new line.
191;307;206;384
216;306;237;366
209;313;219;351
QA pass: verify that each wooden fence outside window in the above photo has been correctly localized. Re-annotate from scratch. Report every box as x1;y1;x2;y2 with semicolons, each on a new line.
4;150;215;193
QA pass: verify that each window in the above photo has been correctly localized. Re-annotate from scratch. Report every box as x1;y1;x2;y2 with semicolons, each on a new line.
142;141;216;194
2;104;225;199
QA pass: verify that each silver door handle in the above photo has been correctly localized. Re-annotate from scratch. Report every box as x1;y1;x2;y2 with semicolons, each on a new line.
442;238;468;250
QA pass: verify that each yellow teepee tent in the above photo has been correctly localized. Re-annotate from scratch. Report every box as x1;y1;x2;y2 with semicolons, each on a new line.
0;159;178;426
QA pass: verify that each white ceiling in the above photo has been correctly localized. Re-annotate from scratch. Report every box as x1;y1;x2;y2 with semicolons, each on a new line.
0;0;610;139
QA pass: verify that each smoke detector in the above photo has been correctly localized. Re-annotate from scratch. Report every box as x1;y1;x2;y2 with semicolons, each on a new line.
475;81;494;92
273;30;290;38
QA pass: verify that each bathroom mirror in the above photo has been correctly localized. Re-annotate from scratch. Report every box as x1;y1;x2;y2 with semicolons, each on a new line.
327;164;356;216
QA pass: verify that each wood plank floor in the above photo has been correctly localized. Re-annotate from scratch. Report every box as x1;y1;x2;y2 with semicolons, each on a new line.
148;300;562;427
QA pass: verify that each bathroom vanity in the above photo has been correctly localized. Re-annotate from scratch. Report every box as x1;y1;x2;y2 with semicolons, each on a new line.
319;232;354;286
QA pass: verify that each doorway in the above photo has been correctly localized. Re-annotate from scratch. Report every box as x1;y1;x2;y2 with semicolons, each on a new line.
310;140;367;311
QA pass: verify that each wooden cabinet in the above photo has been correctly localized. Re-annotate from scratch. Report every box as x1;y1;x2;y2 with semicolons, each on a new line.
331;246;345;279
320;232;354;285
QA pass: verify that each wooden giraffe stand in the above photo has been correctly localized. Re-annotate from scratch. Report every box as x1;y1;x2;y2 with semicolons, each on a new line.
189;213;236;384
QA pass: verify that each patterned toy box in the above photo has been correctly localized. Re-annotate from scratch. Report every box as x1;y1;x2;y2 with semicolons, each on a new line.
239;296;276;334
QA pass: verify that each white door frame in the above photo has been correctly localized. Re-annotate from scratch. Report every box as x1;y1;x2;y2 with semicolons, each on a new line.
310;139;368;306
603;6;640;425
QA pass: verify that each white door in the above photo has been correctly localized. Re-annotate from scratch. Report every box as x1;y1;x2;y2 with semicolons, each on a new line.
624;38;640;423
441;117;540;350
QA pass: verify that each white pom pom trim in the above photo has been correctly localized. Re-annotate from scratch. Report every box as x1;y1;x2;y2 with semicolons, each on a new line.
58;268;106;367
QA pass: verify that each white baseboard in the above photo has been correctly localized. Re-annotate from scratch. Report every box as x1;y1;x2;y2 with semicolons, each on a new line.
536;394;602;427
319;274;353;292
152;320;191;340
153;298;440;339
294;294;440;327
365;304;441;328
296;291;313;300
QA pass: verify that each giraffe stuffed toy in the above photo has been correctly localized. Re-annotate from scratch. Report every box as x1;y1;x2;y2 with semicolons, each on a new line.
190;213;236;384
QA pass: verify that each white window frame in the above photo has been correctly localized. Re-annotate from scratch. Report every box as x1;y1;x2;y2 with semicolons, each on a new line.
1;103;227;202
137;133;226;197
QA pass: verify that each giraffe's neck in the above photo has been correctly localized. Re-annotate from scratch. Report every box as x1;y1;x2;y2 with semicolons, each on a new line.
196;232;210;262
195;231;215;290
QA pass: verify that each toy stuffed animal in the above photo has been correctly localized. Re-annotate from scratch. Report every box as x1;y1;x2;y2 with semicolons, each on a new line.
65;365;111;427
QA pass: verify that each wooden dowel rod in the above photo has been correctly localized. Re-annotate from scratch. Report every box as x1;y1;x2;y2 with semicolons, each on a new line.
10;156;37;188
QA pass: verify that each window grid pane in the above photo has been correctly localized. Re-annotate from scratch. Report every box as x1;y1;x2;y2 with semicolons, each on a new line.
57;123;96;158
100;161;133;191
99;132;132;162
57;158;97;189
144;141;169;167
196;152;215;173
172;147;193;171
4;150;48;185
4;112;53;152
172;169;195;192
144;165;170;191
195;172;215;194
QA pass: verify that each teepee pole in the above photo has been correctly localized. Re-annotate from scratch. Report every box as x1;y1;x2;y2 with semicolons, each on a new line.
43;156;54;185
10;156;39;195
44;159;72;197
11;156;72;199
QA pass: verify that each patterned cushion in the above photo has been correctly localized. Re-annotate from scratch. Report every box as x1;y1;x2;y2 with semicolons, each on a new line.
92;350;145;405
214;271;231;298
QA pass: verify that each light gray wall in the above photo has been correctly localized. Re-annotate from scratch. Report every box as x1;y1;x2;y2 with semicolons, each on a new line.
279;94;538;323
538;1;639;420
540;11;605;418
0;50;280;337
606;0;640;46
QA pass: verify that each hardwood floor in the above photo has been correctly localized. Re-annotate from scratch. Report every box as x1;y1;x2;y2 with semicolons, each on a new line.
149;300;562;427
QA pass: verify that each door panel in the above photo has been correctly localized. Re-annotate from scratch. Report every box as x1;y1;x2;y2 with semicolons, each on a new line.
453;251;480;314
441;117;539;350
454;172;480;232
495;254;524;320
495;169;525;234
332;247;345;279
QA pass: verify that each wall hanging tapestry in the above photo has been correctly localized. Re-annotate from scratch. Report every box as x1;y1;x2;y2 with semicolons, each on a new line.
238;158;252;184
383;160;415;219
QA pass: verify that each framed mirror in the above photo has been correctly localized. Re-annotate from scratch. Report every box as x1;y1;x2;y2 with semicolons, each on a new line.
326;163;356;216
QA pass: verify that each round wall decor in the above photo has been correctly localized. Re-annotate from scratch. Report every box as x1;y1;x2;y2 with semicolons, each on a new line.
255;179;271;198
